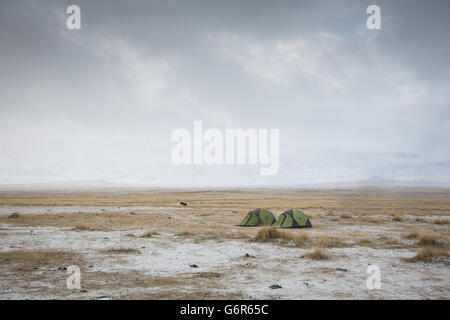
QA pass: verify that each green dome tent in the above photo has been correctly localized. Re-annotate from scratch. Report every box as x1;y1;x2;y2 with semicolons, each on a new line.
238;208;276;227
273;209;312;228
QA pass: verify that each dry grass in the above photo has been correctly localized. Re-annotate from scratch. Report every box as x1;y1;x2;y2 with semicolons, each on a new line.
291;233;312;247
254;227;281;242
73;223;97;231
433;218;450;225
404;229;421;239
407;247;448;262
314;235;346;248
0;188;448;299
189;272;222;279
197;212;213;217
356;238;375;247
360;217;380;223
304;247;329;260
253;227;316;247
418;234;440;247
340;213;352;219
276;232;312;247
176;230;194;237
140;230;159;238
0;249;81;270
404;230;445;248
254;230;374;250
8;212;20;218
104;247;140;254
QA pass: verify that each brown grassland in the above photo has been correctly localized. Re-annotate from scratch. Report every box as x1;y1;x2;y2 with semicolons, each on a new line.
0;187;449;299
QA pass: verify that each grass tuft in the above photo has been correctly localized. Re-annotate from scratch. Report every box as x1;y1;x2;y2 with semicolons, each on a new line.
304;247;329;260
404;229;421;239
255;227;281;242
8;212;20;219
314;235;345;248
140;230;159;238
176;230;194;237
73;223;97;231
104;247;140;254
404;230;445;248
433;218;450;225
407;247;448;262
290;233;312;247
418;234;440;247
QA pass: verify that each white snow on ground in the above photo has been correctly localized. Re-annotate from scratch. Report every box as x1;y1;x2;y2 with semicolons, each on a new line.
0;206;449;300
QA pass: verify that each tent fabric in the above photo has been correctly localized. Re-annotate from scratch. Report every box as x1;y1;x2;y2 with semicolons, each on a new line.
238;208;276;227
273;209;312;228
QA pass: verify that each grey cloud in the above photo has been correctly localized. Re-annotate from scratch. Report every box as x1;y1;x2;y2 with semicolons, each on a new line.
0;0;449;186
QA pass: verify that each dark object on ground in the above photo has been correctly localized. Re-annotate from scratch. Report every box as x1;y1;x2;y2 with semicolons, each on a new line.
57;266;67;271
189;264;198;268
269;284;282;289
337;268;348;272
180;202;187;206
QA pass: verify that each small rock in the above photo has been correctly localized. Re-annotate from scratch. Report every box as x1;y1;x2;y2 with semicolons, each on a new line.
180;202;187;206
189;264;198;268
336;268;348;272
269;284;282;289
57;266;67;271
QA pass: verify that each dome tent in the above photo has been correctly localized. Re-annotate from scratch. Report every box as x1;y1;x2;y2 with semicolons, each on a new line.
238;208;276;227
273;209;312;228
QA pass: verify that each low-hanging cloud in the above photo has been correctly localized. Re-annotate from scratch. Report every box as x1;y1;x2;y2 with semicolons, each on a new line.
0;0;449;187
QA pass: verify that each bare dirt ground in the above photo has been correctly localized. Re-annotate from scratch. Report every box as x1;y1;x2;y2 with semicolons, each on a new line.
0;187;449;299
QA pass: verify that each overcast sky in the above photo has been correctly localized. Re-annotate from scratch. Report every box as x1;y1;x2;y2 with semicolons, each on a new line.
1;0;449;187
